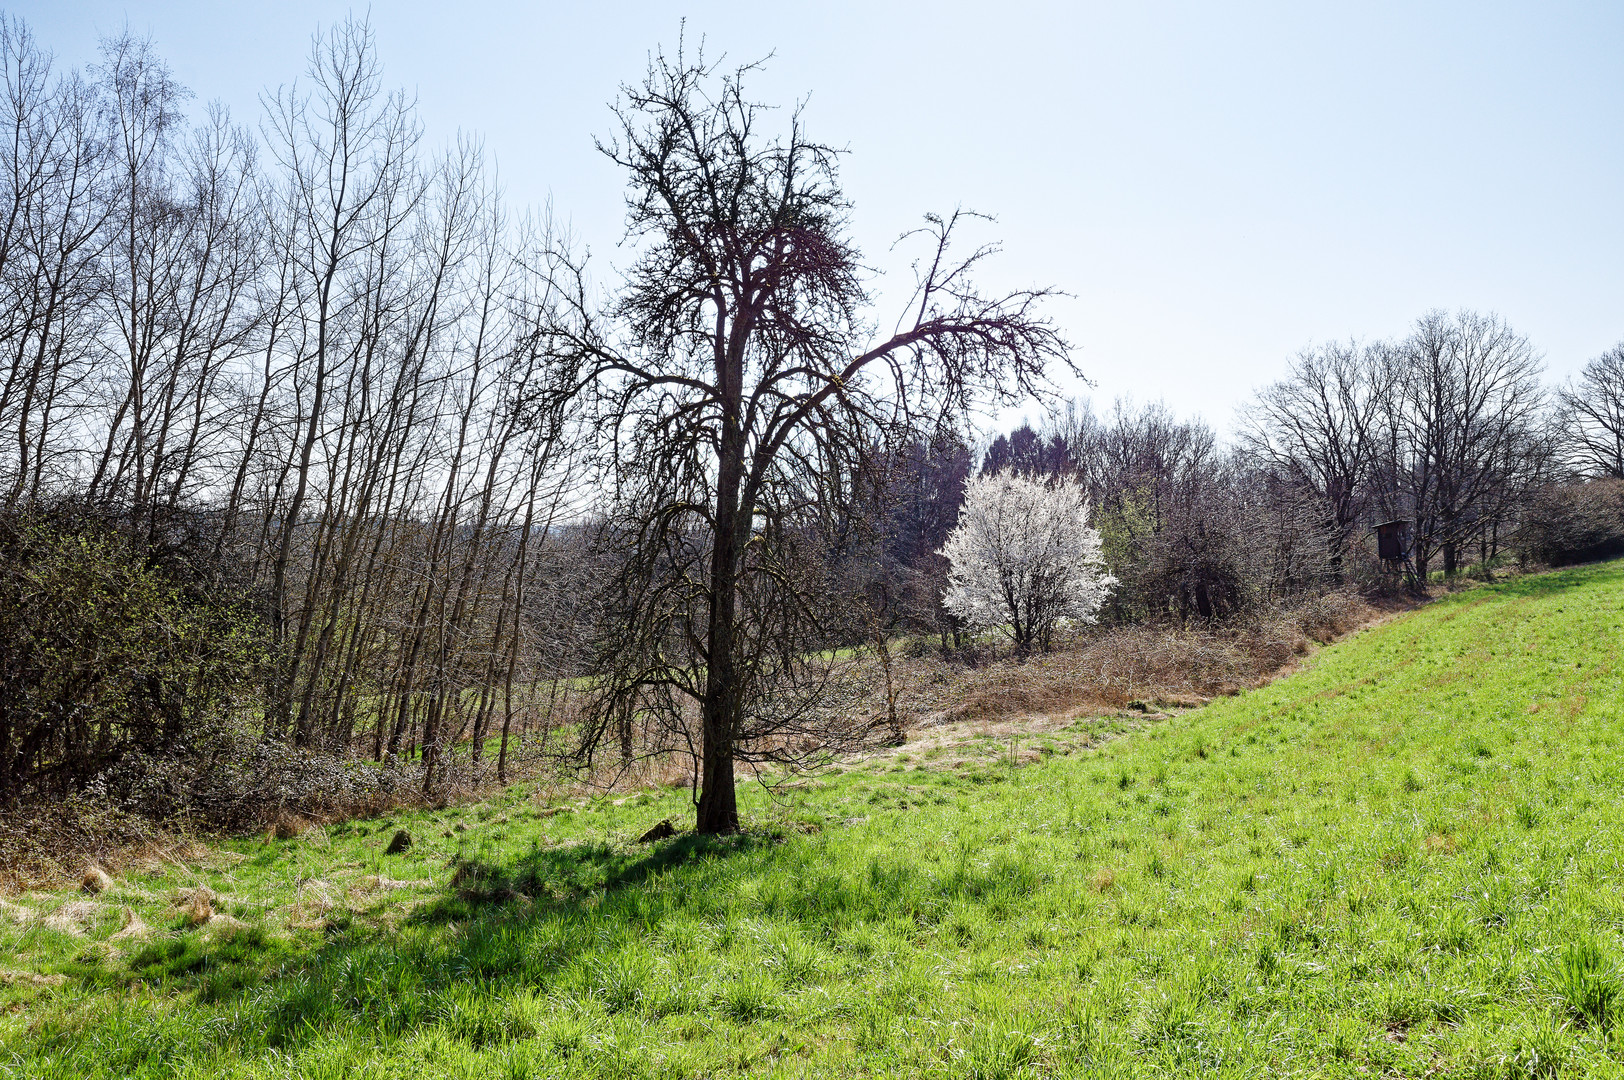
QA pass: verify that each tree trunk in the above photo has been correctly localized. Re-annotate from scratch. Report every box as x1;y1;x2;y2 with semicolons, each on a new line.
696;380;746;834
695;702;739;833
696;545;743;830
876;634;903;744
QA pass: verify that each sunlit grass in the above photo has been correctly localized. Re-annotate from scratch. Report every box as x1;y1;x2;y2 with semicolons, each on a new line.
2;561;1623;1076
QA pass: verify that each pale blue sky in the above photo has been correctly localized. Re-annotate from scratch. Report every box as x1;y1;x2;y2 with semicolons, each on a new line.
14;1;1623;429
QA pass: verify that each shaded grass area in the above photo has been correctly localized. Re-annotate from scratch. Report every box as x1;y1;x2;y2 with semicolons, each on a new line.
2;562;1624;1076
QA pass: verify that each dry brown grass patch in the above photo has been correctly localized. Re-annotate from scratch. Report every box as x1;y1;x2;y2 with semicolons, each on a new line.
838;591;1393;742
41;899;100;935
295;880;335;917
269;812;313;840
79;866;113;894
109;907;149;941
0;969;66;987
173;886;216;925
202;913;250;935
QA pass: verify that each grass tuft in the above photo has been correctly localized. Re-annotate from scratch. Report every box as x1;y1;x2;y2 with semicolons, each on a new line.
1553;937;1620;1028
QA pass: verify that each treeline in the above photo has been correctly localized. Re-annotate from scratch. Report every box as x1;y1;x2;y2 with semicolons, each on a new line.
860;311;1622;637
0;18;596;805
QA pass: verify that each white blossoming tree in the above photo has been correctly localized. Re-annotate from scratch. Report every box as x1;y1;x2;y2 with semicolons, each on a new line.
941;470;1115;652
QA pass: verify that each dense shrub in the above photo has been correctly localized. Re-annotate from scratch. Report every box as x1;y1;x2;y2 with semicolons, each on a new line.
0;795;177;891
1518;480;1624;567
90;734;425;832
0;506;266;805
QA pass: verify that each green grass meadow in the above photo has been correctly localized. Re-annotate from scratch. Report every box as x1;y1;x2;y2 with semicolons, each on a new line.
3;561;1623;1077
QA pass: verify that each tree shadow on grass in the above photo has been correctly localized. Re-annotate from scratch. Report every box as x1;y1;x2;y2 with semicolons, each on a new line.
245;828;887;1048
409;829;783;926
60;816;1044;1068
63;828;845;1055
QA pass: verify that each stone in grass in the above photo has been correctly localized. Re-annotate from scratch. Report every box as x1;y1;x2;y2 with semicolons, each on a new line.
79;866;113;894
384;828;413;855
637;819;677;844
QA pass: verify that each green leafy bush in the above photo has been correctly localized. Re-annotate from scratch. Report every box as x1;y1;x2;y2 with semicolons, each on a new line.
0;506;265;806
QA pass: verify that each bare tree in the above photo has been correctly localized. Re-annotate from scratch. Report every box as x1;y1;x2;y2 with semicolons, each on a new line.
1374;310;1547;581
1238;339;1395;579
0;21;113;505
548;50;1070;833
1560;343;1624;479
260;17;423;738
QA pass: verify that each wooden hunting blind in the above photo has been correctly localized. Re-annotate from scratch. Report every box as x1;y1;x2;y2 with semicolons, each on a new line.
1374;519;1410;563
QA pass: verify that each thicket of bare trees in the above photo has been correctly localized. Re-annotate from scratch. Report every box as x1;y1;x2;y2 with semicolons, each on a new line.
1560;343;1624;479
1238;340;1393;579
1370;311;1549;580
972;400;1334;622
786;309;1609;668
0;17;594;806
1524;341;1624;567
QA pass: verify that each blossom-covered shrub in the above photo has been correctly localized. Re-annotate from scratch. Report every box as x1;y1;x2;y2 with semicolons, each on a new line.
941;471;1116;652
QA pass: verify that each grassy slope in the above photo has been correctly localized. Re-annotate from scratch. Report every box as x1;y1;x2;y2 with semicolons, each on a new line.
2;562;1623;1078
